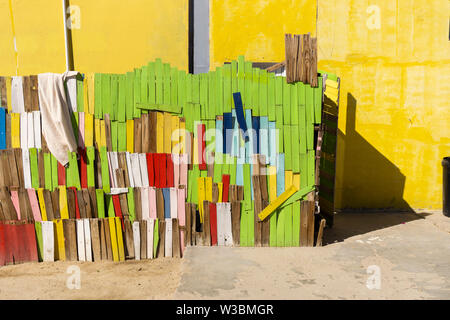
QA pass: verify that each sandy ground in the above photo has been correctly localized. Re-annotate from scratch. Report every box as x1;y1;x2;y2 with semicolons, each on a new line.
1;211;449;300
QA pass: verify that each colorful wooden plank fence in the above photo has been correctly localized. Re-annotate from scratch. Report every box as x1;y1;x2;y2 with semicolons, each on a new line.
0;56;338;265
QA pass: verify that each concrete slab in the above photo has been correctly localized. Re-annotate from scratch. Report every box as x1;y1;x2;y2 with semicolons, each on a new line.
174;212;450;300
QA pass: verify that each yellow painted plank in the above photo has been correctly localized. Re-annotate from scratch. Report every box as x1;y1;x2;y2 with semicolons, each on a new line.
87;73;95;115
258;185;298;221
285;170;293;190
115;217;125;261
59;186;69;220
94;118;101;147
179;119;186;154
126;119;134;153
325;87;339;102
83;75;90;115
293;173;300;190
325;78;339;89
11;113;20;148
198;177;205;223
100;120;107;148
171;115;180;152
108;217;119;262
269;166;277;202
163;112;172;154
37;188;48;221
205;177;212;202
156;112;164;153
53;219;66;261
217;182;223;203
6;77;12;113
84;113;94;147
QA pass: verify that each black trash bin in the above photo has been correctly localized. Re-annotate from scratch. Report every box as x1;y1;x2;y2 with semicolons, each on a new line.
442;157;450;217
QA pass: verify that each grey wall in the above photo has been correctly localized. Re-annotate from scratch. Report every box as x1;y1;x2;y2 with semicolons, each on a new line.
193;0;209;74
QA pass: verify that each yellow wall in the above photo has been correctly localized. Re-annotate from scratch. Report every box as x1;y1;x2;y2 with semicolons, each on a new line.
0;0;188;75
211;0;450;210
210;0;317;68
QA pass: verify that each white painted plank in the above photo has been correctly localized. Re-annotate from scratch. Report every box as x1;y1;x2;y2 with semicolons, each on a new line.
22;148;32;189
222;202;233;247
41;221;54;262
146;218;154;260
20;112;28;149
125;152;135;188
132;221;141;260
165;218;172;257
141;187;150;220
11;76;25;113
139;153;149;187
83;219;92;262
130;153;142;187
27;112;35;149
76;219;86;261
33;111;41;149
66;76;77;113
170;187;178;219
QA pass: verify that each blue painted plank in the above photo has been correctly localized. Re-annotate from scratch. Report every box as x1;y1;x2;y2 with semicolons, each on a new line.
245;109;253;164
276;153;285;197
163;188;171;219
0;108;6;149
223;112;233;154
252;116;260;154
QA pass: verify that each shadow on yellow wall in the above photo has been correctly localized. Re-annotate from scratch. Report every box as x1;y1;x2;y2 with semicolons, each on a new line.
338;93;413;212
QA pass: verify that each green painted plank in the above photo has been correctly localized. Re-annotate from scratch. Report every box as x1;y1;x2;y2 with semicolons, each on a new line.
94;73;102;119
216;67;223;115
223;64;232;113
86;146;95;188
270;210;278;247
298;82;307;154
163;63;171;105
148;62;156;104
50;154;58;190
259;69;268;117
243;163;251;211
153;219;159;258
291;125;300;173
275;105;284;153
192;74;200;104
306;84;314;150
171;67;178;107
191;166;200;204
248;202;255;247
231;61;238;99
185;73;192;104
96;189;105;218
314;76;323;124
29;148;39;190
213;162;222;184
300;153;307;189
240;202;248;246
70;111;79;145
237;55;245;94
155;59;163;105
68;151;81;190
284;203;293;246
283;81;291;125
106;194;115;217
307;149;315;187
284;126;292;170
268;73;276;121
229;158;237;186
208;71;215;119
34;222;43;261
76;75;84;112
178;70;186;108
118;75;126;122
43;152;52;190
275;76;283;105
110;75;118;121
292;200;300;246
252;68;259;116
127;187;136;222
102;74;111;118
134;68;141;118
125;72;134;120
200;73;208;120
141;66;149;106
118;121;127;152
291;83;299;125
100;146;110;193
111;120;118;151
244;61;252;108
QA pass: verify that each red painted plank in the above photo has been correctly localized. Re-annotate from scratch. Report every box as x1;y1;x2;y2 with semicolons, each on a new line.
23;223;38;262
0;222;6;266
79;147;88;189
222;174;230;202
57;162;66;186
146;153;155;187
166;153;174;188
69;187;81;219
209;203;218;246
198;124;206;170
112;195;124;230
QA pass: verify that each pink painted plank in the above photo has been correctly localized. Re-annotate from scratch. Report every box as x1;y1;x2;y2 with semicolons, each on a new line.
27;189;42;221
10;190;21;220
149;187;157;219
